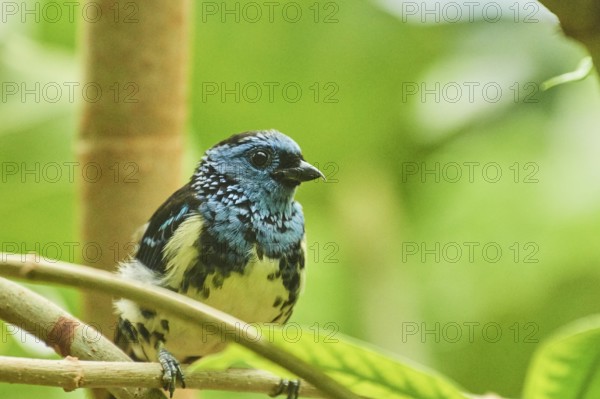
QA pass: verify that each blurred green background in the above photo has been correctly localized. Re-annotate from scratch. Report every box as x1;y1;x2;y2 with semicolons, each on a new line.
2;0;600;398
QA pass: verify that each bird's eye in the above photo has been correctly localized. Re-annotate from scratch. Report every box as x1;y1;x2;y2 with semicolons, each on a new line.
250;150;271;168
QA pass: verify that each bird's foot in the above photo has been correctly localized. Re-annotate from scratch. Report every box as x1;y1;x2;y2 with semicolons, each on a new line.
270;378;300;399
158;347;185;397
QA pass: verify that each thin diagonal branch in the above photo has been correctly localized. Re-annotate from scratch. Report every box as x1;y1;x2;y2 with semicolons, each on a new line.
0;253;359;399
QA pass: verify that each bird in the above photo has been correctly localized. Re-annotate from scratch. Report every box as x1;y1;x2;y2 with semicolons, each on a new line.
113;130;324;398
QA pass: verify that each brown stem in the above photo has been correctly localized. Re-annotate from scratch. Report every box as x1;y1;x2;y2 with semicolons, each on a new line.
0;357;326;397
77;1;191;397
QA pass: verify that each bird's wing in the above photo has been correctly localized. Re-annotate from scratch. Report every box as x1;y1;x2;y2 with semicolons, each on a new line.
135;183;202;274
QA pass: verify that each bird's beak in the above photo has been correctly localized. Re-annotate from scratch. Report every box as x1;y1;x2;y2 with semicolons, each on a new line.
273;160;325;185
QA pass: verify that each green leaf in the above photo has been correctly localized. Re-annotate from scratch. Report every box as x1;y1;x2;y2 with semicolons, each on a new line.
541;57;594;91
523;315;600;399
192;325;468;399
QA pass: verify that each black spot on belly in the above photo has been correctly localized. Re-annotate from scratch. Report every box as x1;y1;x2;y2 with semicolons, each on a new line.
257;246;264;260
140;308;156;319
117;318;139;344
282;308;293;321
136;322;151;343
278;245;304;300
289;273;299;290
270;307;294;324
160;319;170;332
273;296;283;307
274;256;303;314
212;274;225;289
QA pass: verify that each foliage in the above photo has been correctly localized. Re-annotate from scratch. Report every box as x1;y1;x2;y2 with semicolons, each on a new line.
194;326;468;399
524;315;600;399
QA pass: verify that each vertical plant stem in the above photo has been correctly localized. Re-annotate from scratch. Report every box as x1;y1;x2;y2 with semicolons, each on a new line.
78;0;191;397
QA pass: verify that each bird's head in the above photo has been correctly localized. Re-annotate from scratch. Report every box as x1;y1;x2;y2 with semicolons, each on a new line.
193;130;324;209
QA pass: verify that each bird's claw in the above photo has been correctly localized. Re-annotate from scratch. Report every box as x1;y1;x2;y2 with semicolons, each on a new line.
158;347;185;397
270;378;300;399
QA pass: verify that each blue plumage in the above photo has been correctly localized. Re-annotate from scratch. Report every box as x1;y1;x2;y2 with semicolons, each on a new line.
114;130;323;397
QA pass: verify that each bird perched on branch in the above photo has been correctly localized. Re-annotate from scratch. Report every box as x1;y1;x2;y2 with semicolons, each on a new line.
114;130;324;398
